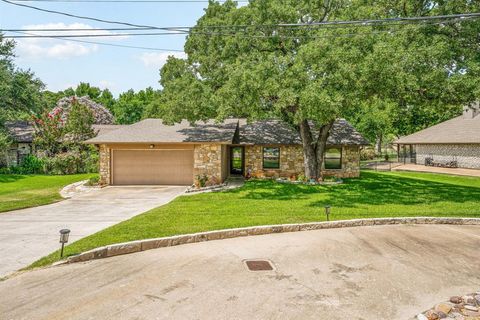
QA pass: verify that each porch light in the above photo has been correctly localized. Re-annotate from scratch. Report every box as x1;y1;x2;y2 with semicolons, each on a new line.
324;206;331;221
59;229;70;258
149;144;155;149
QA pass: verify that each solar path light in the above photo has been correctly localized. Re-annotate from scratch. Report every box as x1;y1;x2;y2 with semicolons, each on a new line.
59;229;70;258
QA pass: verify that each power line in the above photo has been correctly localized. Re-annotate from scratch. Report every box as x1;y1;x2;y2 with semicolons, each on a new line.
8;0;248;2
0;0;189;33
2;0;479;32
10;30;185;51
1;17;472;40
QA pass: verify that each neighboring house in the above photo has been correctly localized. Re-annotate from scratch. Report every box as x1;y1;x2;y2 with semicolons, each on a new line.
4;121;35;167
3;122;125;167
85;118;369;186
395;103;480;169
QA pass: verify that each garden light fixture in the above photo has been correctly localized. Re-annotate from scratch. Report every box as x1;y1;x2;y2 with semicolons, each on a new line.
324;206;331;221
59;229;70;258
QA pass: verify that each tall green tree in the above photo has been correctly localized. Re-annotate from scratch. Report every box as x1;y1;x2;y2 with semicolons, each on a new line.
159;0;480;179
0;34;45;121
113;87;160;124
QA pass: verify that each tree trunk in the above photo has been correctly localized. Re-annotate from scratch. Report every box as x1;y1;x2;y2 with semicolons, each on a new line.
375;135;383;155
298;119;334;180
316;122;334;179
299;120;317;179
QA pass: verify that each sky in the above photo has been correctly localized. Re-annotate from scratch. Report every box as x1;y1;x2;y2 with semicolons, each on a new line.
0;1;219;95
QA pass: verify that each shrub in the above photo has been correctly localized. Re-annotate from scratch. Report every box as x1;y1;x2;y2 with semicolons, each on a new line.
21;155;45;174
360;148;376;161
85;176;100;186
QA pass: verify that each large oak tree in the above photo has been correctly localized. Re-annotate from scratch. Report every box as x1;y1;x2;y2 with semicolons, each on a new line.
158;0;480;179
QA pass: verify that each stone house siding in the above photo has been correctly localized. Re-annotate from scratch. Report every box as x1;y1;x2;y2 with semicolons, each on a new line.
416;144;480;169
322;146;360;178
98;144;111;185
193;144;224;185
5;143;33;167
245;145;360;179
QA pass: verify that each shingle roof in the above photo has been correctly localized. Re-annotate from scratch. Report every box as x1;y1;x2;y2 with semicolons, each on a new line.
4;121;35;143
395;115;480;144
239;119;370;146
92;124;128;137
85;119;240;144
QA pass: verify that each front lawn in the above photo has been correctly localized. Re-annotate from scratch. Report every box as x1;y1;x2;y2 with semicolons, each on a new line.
0;174;96;213
30;171;480;268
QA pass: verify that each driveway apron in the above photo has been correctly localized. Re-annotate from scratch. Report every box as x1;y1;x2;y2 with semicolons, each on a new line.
0;186;186;277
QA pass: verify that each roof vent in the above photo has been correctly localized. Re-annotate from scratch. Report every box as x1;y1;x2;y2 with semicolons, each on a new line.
463;102;480;119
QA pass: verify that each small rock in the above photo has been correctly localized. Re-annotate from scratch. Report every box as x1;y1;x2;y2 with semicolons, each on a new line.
436;311;447;319
426;310;439;320
435;303;452;314
475;295;480;304
463;296;475;305
464;305;478;312
417;314;429;320
451;296;463;304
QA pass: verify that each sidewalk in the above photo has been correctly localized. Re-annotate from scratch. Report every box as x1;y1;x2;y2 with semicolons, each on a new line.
392;163;480;177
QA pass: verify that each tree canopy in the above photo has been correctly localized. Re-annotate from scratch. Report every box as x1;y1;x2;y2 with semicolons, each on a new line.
158;0;480;178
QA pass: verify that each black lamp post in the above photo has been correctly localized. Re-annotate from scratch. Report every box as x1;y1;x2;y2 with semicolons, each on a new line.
324;206;331;221
59;229;70;258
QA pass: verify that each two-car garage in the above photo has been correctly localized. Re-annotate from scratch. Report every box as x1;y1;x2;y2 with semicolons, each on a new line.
111;147;194;186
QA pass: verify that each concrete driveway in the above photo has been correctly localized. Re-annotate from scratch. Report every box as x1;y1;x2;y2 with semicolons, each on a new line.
0;186;186;277
1;224;479;319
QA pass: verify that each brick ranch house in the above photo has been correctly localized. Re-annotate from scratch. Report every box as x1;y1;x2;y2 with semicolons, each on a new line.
86;118;369;186
395;103;480;169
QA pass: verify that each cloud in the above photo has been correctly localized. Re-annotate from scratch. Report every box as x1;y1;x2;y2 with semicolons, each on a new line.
139;51;186;69
15;23;125;59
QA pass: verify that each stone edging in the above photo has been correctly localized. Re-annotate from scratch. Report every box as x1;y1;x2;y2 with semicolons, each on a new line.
65;217;480;265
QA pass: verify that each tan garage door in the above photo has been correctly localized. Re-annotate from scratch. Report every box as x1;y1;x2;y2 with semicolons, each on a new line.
112;149;194;185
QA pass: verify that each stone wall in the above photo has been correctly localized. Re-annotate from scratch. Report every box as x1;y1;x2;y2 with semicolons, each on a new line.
416;144;480;169
98;144;111;185
193;144;223;185
245;145;360;179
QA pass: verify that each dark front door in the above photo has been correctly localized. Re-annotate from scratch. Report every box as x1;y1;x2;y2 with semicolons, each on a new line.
230;146;244;175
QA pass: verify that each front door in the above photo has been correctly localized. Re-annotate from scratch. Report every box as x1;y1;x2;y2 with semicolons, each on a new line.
230;146;244;175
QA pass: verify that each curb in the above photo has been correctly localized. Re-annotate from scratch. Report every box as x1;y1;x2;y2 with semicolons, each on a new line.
65;217;480;264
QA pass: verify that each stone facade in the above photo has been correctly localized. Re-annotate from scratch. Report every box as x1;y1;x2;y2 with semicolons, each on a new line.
416;144;480;169
98;144;111;185
323;145;361;178
193;144;224;185
245;145;360;179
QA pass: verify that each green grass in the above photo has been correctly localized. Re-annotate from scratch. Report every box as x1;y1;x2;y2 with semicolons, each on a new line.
0;174;96;213
29;170;480;269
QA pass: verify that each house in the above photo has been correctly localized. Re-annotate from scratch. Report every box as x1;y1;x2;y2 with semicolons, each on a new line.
3;121;125;167
85;118;369;186
4;121;35;167
2;96;119;167
395;103;480;169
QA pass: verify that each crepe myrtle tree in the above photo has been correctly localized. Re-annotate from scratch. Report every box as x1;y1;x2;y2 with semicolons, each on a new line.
158;0;480;180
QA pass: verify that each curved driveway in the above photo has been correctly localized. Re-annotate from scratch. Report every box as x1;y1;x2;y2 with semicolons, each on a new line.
1;224;479;319
0;186;186;277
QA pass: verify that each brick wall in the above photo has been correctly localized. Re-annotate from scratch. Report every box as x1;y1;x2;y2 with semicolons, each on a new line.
416;144;480;169
245;145;360;179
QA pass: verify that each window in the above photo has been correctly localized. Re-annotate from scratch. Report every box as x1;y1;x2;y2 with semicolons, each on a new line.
324;147;342;170
263;147;280;169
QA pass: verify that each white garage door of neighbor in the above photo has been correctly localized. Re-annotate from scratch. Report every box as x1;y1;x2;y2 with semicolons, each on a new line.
112;149;194;185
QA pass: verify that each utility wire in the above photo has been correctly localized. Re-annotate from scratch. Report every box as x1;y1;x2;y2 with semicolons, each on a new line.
10;30;185;51
0;0;189;33
2;0;479;32
8;0;248;2
1;17;473;39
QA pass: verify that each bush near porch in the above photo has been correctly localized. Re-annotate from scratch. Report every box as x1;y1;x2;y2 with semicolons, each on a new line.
30;170;480;269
